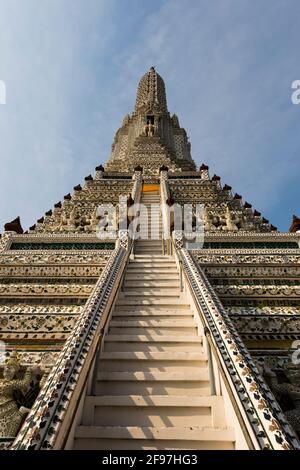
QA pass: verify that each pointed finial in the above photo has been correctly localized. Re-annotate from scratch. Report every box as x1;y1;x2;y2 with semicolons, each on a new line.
289;214;300;233
4;216;23;234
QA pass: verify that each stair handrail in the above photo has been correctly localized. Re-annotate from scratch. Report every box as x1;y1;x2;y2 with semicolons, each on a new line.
173;231;300;450
131;169;143;203
160;170;171;255
131;169;143;253
11;230;132;450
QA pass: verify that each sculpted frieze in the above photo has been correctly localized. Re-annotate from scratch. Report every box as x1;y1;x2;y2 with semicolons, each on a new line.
204;265;300;278
226;306;300;315
0;265;103;278
0;252;111;265
0;303;84;314
0;314;76;332
194;253;300;264
0;282;94;297
215;284;300;297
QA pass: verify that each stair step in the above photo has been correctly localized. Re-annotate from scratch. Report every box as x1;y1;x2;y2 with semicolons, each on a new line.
84;395;217;407
124;274;179;280
133;255;173;259
98;359;205;372
105;335;202;343
74;426;235;450
116;299;187;306
94;379;210;395
126;266;178;279
100;351;206;361
112;315;194;322
82;395;225;428
123;281;180;288
108;327;197;336
109;320;195;327
97;370;209;382
128;262;176;268
112;311;193;321
135;240;162;244
134;249;163;253
119;291;182;298
130;254;175;265
114;304;191;312
104;341;203;352
112;308;194;321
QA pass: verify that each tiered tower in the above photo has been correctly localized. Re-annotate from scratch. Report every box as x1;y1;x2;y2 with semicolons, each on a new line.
106;67;195;174
1;68;300;450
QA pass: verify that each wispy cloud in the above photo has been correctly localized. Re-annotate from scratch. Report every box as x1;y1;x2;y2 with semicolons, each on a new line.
0;0;299;231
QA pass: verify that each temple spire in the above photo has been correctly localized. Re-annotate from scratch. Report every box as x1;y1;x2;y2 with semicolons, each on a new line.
135;66;168;114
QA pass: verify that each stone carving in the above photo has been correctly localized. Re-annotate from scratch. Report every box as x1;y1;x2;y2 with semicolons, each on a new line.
230;315;300;339
0;265;104;278
223;207;238;231
172;230;184;249
0;352;41;438
0;252;112;265
0;232;13;253
0;282;94;297
168;179;277;233
0;303;84;314
263;364;300;437
213;282;300;298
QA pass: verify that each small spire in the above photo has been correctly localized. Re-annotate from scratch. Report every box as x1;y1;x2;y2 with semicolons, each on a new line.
4;216;23;234
212;174;221;181
289;214;300;233
200;163;209;171
95;164;105;172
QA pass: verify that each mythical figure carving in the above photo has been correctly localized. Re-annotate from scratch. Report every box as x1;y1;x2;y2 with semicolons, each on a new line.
223;207;238;231
263;364;300;436
0;352;41;438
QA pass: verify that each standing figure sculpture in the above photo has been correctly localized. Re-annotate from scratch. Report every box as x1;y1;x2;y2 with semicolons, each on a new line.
263;363;300;437
0;352;37;438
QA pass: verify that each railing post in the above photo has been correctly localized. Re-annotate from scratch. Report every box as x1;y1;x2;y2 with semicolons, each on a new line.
204;326;217;396
179;259;183;292
90;337;103;396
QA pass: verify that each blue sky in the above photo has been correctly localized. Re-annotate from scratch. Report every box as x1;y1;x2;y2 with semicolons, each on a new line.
0;0;299;232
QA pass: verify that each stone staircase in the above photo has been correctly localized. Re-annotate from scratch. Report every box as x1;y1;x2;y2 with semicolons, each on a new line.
73;190;235;450
134;190;163;255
